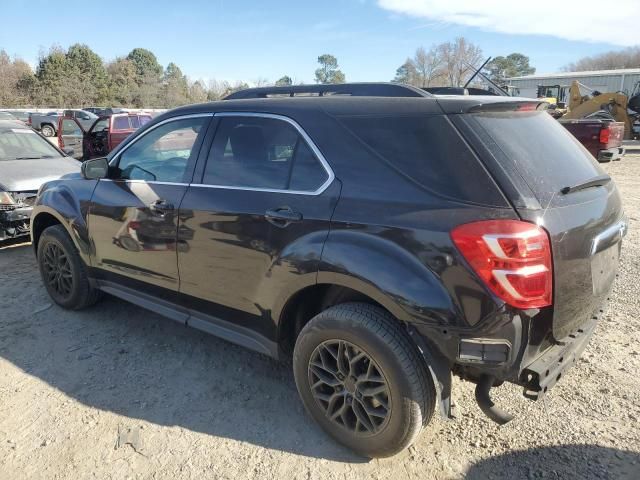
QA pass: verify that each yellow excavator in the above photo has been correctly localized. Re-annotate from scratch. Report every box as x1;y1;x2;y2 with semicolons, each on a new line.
562;81;639;139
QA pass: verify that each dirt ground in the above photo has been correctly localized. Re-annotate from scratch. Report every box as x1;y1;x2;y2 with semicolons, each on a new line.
1;157;639;480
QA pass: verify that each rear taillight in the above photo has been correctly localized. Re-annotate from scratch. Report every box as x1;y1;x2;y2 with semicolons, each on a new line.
599;127;611;145
58;135;64;149
451;220;553;309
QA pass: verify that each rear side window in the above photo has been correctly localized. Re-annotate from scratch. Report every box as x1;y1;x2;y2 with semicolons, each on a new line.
113;116;130;130
468;111;604;207
203;116;329;192
338;115;503;204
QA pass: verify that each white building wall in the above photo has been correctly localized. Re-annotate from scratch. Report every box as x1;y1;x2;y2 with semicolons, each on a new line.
507;72;640;98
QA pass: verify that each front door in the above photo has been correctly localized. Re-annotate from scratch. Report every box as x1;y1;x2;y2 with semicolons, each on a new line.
59;118;84;160
87;115;211;298
84;117;109;159
177;113;338;338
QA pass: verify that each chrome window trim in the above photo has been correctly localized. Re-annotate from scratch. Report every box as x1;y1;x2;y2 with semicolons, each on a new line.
100;179;189;187
189;111;335;196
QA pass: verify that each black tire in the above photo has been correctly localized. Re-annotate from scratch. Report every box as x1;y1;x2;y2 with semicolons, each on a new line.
293;302;435;457
41;124;55;137
37;225;101;310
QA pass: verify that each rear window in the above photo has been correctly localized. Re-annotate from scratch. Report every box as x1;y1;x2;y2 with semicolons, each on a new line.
338;114;505;205
467;111;604;207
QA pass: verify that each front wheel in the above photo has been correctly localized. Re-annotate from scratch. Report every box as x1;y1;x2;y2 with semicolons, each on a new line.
37;225;101;309
293;303;435;457
41;124;55;137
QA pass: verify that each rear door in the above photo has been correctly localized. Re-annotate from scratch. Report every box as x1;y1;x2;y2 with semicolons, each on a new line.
58;117;84;160
177;113;338;339
455;109;625;340
87;114;211;298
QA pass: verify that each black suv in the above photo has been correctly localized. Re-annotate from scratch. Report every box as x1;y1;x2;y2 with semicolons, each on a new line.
31;83;626;457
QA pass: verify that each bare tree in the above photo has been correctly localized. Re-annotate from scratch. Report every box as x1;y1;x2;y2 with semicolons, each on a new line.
438;37;483;87
412;46;443;87
564;46;640;71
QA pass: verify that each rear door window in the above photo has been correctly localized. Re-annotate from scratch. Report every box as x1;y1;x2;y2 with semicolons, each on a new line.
338;114;505;205
466;111;605;207
202;116;329;192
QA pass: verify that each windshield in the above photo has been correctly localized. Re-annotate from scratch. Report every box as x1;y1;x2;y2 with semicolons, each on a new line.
467;110;605;207
0;112;16;120
0;127;62;160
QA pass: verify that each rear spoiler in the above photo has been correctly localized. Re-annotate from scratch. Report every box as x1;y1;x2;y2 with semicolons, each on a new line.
435;97;550;114
468;101;550;113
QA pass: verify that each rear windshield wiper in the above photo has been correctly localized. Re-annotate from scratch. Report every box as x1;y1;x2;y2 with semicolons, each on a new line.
561;174;611;195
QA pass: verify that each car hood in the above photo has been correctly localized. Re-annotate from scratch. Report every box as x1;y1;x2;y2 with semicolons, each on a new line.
0;157;80;192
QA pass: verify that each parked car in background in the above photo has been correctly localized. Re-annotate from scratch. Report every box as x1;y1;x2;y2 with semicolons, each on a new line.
57;112;152;160
0;119;78;241
83;107;108;116
31;111;60;137
32;83;626;457
7;111;33;125
0;111;17;121
62;109;99;131
560;118;625;162
84;107;129;117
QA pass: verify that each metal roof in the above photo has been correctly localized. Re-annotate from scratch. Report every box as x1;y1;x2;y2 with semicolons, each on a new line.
507;68;640;80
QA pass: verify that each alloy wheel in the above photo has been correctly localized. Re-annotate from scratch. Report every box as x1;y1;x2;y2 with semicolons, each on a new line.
308;339;391;436
41;242;73;299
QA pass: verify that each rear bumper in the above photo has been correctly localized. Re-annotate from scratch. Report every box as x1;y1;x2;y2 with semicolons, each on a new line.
519;316;597;400
597;147;625;162
0;206;32;240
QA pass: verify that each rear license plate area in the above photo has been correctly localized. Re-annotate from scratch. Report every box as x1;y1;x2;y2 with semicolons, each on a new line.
591;242;620;295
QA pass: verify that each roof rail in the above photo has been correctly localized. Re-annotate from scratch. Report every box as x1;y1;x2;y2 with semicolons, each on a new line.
224;82;432;100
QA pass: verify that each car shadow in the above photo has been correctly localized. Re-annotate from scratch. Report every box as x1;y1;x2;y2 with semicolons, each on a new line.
0;244;366;463
465;444;640;479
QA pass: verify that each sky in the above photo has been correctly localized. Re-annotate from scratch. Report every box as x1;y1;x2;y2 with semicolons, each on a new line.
1;0;638;84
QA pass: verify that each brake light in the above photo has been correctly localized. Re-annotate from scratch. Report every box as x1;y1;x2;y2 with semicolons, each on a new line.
599;127;611;145
451;220;552;309
58;135;64;149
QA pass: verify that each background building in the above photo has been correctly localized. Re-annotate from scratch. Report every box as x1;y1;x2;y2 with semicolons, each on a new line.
505;68;640;98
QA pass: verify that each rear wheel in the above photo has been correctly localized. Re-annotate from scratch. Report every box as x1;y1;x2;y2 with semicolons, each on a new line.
293;303;435;457
37;225;101;309
41;124;55;137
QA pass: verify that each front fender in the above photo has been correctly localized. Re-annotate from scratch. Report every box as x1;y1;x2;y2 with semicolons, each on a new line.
317;230;460;327
32;178;98;264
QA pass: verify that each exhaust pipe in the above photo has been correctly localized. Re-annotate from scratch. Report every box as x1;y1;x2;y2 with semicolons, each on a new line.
474;375;515;425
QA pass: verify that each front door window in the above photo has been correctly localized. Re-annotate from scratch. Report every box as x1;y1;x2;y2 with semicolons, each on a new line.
115;117;208;183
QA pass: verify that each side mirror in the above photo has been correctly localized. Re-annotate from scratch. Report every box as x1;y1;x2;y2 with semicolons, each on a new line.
81;157;109;180
63;148;75;156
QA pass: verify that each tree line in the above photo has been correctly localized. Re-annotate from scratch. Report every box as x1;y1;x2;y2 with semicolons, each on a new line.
392;37;535;88
2;38;636;109
0;45;348;109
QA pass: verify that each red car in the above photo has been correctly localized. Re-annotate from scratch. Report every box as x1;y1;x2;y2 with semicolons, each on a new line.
57;112;152;160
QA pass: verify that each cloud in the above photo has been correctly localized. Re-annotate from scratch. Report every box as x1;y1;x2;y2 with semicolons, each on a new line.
377;0;640;46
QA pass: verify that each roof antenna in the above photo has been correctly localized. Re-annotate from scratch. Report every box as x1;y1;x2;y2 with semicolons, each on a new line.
463;58;511;97
464;57;492;89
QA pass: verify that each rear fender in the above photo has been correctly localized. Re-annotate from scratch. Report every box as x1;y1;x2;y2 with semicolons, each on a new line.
317;230;459;326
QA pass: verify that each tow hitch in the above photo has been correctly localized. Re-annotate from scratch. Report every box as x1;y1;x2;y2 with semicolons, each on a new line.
474;375;514;425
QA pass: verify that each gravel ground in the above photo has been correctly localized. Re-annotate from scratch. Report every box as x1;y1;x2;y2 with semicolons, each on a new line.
0;157;639;479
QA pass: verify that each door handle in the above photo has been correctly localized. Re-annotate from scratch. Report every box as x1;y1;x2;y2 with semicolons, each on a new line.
265;207;302;227
149;199;174;216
